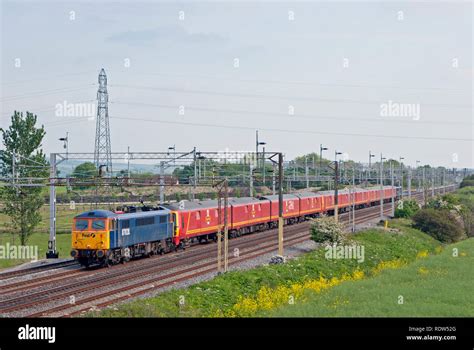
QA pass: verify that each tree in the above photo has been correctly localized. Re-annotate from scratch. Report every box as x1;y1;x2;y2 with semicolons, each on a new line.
0;111;49;245
72;162;97;189
394;199;420;218
412;208;465;243
460;174;474;188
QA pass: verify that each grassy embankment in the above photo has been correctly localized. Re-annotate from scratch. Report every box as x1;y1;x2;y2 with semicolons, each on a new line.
267;237;473;317
91;219;455;317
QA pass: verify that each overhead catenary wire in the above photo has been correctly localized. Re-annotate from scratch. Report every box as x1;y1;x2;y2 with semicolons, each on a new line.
108;83;472;109
110;100;474;126
108;115;474;142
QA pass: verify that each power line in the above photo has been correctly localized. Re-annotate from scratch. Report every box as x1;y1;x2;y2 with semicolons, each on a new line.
111;100;474;126
109;115;474;142
1;70;98;87
0;84;96;102
136;71;467;92
109;83;471;109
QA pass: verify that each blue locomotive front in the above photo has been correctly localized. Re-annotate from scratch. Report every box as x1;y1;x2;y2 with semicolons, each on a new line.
71;207;175;267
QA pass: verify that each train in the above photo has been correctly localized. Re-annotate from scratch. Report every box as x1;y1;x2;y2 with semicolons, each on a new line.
71;186;402;267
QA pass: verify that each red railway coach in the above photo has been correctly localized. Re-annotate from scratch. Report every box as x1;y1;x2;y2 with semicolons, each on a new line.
260;194;301;224
164;200;226;245
337;190;351;209
295;192;324;218
354;188;369;207
318;191;335;212
164;186;399;247
229;197;271;236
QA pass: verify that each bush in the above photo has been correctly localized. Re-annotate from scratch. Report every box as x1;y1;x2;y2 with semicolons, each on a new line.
460;206;474;238
394;199;420;218
310;216;347;244
412;208;465;243
460;174;474;188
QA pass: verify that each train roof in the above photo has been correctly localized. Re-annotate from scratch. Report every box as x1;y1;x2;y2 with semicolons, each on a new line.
260;194;300;201
74;209;117;219
164;199;218;210
74;208;170;219
230;197;266;205
294;192;320;198
116;208;170;220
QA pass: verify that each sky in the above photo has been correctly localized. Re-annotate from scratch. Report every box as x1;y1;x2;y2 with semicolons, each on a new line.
0;0;473;168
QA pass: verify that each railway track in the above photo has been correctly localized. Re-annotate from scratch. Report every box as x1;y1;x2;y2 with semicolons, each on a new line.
0;186;455;317
0;202;394;317
0;259;78;281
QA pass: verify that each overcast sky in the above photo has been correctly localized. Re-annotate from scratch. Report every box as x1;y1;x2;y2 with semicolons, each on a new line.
1;0;472;168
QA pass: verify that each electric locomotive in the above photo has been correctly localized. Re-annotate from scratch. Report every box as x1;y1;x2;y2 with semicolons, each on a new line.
70;206;177;267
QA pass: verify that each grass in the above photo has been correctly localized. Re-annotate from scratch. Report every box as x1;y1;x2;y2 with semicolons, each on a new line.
0;203;86;269
90;219;442;318
0;232;71;269
266;238;474;317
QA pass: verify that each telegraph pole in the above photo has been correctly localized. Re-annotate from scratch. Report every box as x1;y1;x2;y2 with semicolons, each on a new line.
391;161;395;217
305;155;309;189
431;167;435;197
127;146;131;179
351;167;355;232
47;153;58;258
408;167;412;199
319;144;328;181
334;151;342;222
399;157;404;199
416;160;421;192
217;184;222;273
380;153;386;220
272;162;276;195
255;130;259;168
368;151;375;187
278;153;284;256
159;161;165;204
224;179;229;272
422;166;426;205
249;163;254;197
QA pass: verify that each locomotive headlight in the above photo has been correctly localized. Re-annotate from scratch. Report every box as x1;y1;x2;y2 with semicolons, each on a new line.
70;250;77;258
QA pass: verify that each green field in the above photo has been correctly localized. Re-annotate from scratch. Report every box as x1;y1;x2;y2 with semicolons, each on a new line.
0;203;85;269
0;232;71;269
267;238;474;317
0;203;97;235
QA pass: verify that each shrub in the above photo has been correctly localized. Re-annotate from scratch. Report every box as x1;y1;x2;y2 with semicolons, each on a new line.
460;174;474;188
459;203;474;238
394;199;420;218
310;216;347;244
412;208;465;243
